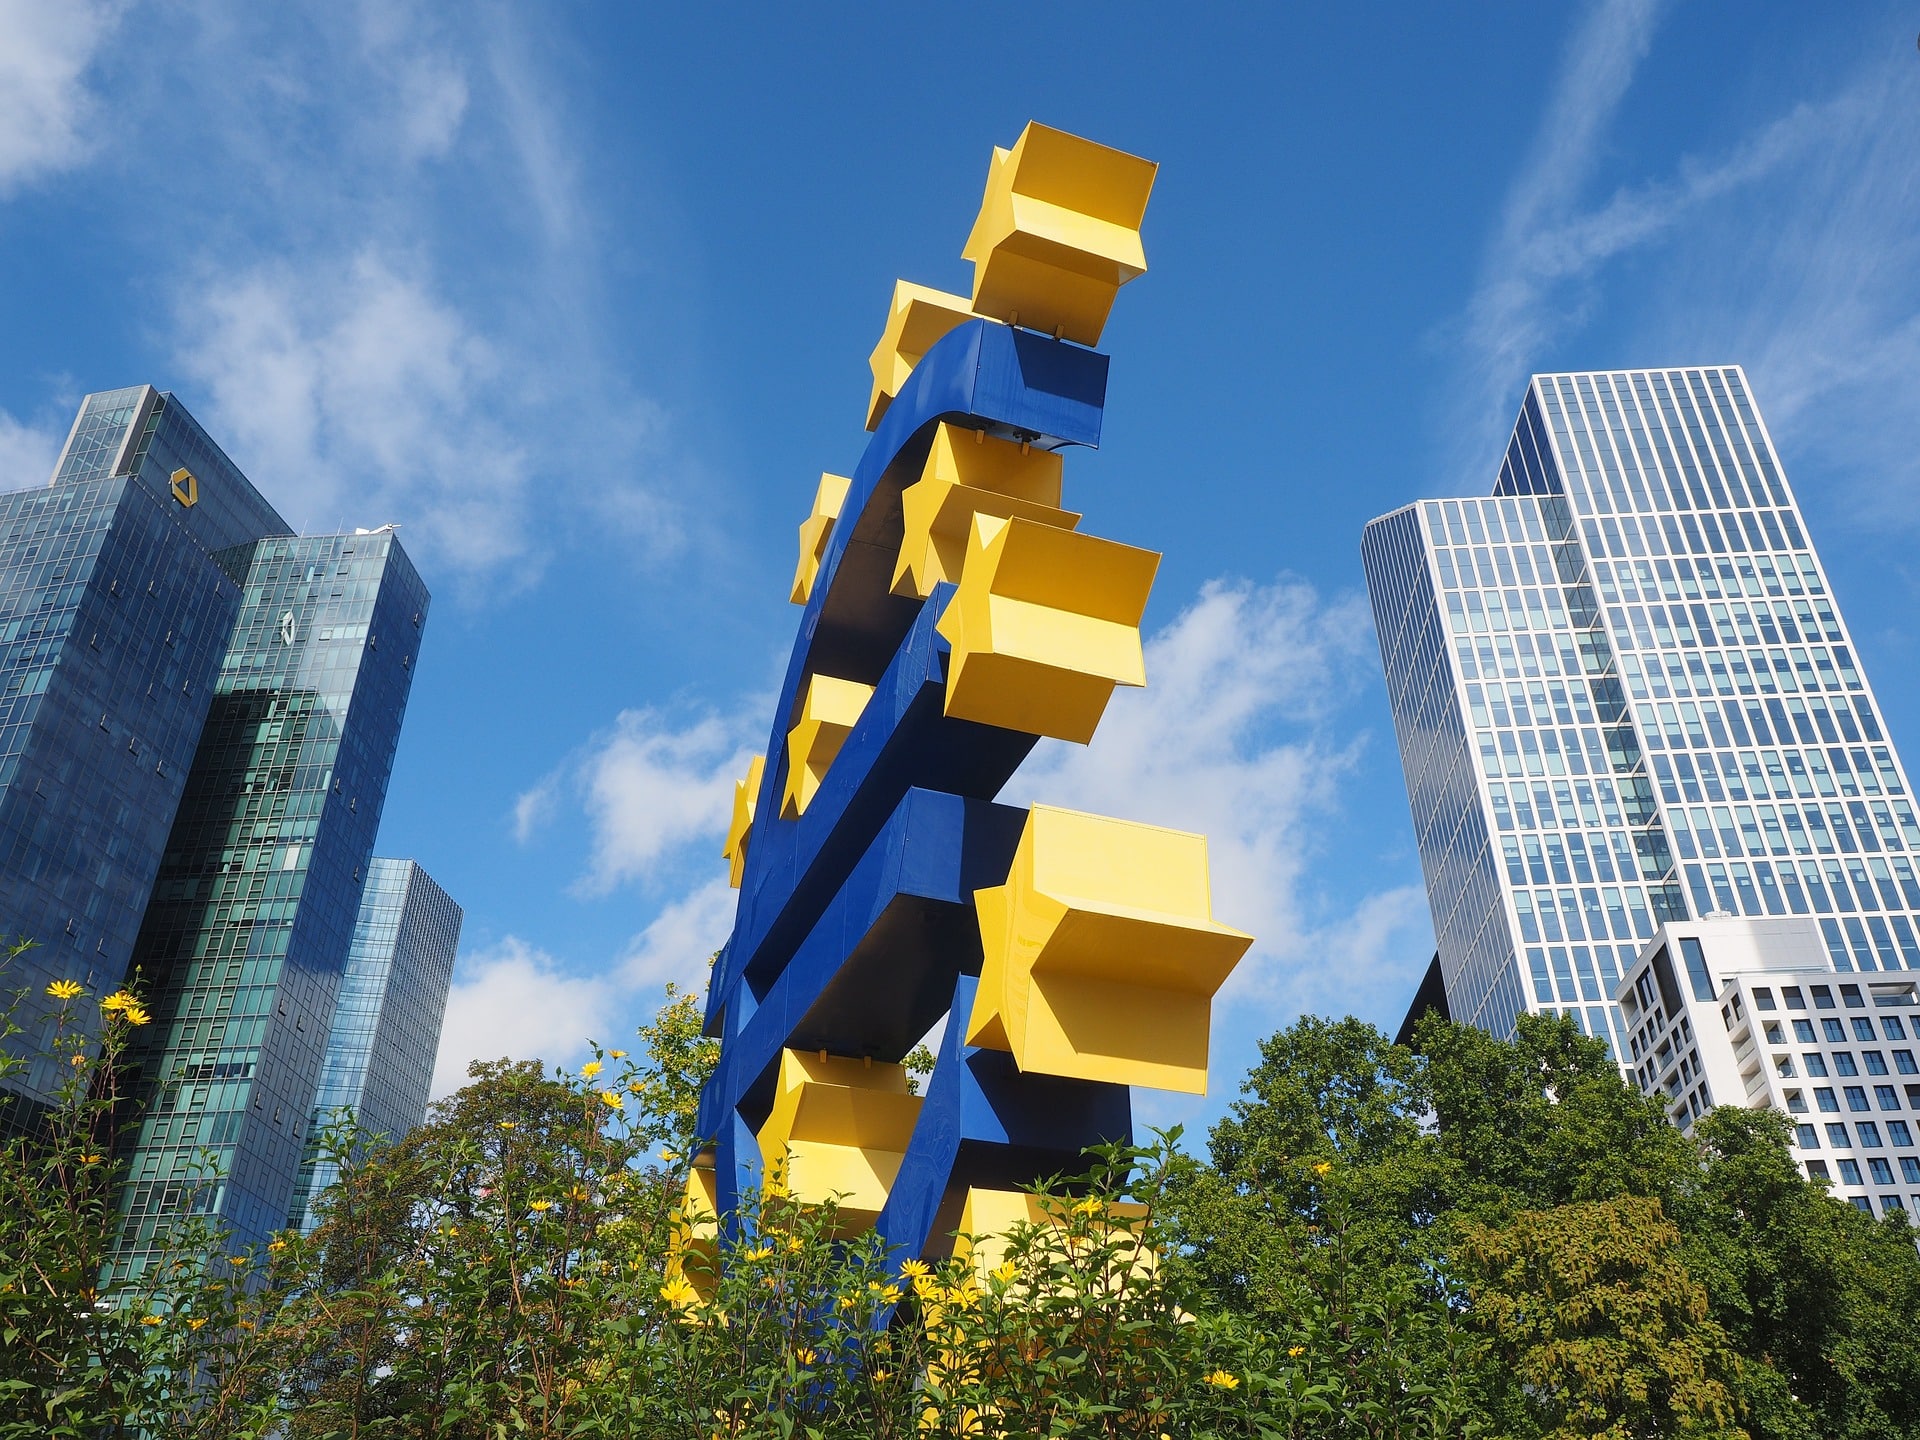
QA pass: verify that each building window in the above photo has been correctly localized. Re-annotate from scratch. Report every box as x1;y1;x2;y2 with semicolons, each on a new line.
1876;1085;1901;1111
1805;1054;1829;1077
1901;1156;1920;1184
1864;1051;1889;1076
1880;1195;1906;1216
1845;1086;1871;1113
1823;1018;1847;1042
1857;1122;1882;1147
1868;1158;1895;1186
1816;1087;1840;1112
1827;1123;1851;1146
1786;1089;1808;1113
1894;1049;1917;1074
1834;1052;1858;1076
1806;1159;1830;1180
1838;1158;1864;1185
1796;1124;1819;1148
1793;1018;1816;1042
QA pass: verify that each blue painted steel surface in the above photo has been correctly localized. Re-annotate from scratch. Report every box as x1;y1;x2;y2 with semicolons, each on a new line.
698;316;1129;1253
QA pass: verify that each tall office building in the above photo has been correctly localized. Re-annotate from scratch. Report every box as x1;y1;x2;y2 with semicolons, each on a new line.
0;388;291;1131
288;858;461;1233
1364;367;1920;1058
0;383;453;1270
109;529;429;1273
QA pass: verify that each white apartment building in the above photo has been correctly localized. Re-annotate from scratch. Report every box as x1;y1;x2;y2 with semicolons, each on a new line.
1616;915;1920;1218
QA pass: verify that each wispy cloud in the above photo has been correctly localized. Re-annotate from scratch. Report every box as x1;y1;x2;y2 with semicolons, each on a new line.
1451;2;1920;520
0;0;122;193
3;0;683;596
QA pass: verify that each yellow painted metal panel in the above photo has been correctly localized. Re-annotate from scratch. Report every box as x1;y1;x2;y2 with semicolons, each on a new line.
965;805;1252;1094
780;674;874;818
865;281;977;432
892;423;1079;599
756;1049;922;1235
790;473;852;606
721;754;765;888
962;123;1157;345
936;514;1157;744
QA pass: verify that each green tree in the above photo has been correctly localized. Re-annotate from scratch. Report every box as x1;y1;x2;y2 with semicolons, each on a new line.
1460;1195;1745;1440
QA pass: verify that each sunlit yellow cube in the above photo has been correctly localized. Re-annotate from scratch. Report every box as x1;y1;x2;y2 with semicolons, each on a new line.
966;806;1253;1094
757;1049;923;1235
892;423;1079;600
935;514;1157;744
780;674;874;819
721;755;765;888
962;123;1157;346
866;281;978;431
791;473;852;606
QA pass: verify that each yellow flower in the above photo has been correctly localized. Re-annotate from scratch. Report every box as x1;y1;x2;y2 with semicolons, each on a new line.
1205;1369;1240;1390
140;1315;162;1326
267;1239;287;1253
46;979;83;1000
899;1258;930;1279
1311;1160;1331;1177
990;1261;1018;1286
568;1185;589;1203
1287;1345;1304;1357
880;1284;902;1305
122;1005;151;1026
79;1153;102;1165
101;991;136;1012
581;1060;602;1078
796;1348;817;1365
785;1236;803;1254
1074;1196;1102;1216
599;1090;621;1108
628;1082;644;1094
531;1200;553;1212
70;1054;88;1067
659;1276;699;1306
839;1295;856;1309
608;1049;626;1058
497;1121;517;1130
228;1256;248;1268
188;1317;207;1331
745;1245;772;1262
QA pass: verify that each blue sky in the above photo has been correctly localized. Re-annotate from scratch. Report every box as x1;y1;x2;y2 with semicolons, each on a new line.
3;2;1918;1140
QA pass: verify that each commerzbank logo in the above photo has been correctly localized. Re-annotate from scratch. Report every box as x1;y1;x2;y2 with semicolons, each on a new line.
169;468;198;507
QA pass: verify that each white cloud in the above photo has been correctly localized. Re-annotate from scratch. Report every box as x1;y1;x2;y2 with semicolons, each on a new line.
572;708;757;897
0;410;62;489
1008;575;1430;1023
0;0;120;193
619;877;736;992
511;771;561;844
173;251;565;587
431;935;612;1097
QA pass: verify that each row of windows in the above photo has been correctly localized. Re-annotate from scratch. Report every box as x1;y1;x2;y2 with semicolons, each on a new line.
1536;369;1784;520
1796;1125;1920;1156
1526;942;1631;1004
1782;1046;1918;1076
1455;631;1592;683
1514;884;1683;944
1789;1083;1920;1113
1668;799;1920;859
1490;777;1647;831
1766;1011;1910;1042
1652;746;1898;807
1505;831;1667;887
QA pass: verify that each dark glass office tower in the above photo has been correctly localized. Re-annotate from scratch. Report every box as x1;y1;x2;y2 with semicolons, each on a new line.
1364;368;1920;1058
108;530;430;1275
288;858;461;1233
0;388;291;1134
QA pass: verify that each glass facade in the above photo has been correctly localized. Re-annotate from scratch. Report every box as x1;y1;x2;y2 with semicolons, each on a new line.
288;858;461;1232
109;530;430;1277
0;389;291;1134
1364;367;1919;1059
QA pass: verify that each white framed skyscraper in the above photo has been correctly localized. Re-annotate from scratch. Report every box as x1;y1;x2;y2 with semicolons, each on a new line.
1363;367;1920;1058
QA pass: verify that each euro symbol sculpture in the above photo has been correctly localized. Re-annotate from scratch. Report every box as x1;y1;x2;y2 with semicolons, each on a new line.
684;122;1252;1293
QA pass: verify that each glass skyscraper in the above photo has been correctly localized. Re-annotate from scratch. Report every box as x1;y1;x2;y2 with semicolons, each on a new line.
1364;367;1920;1058
0;382;455;1270
0;388;291;1132
109;529;430;1274
288;858;461;1233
